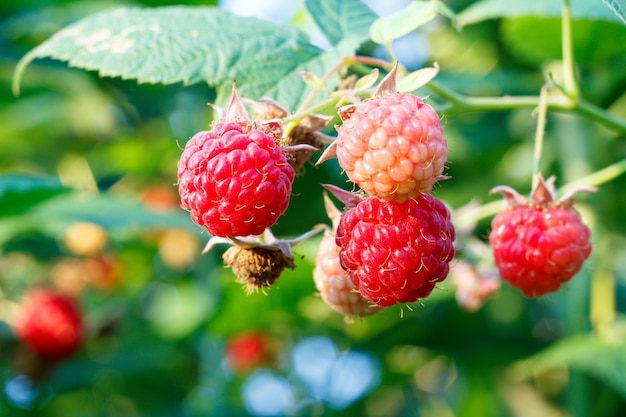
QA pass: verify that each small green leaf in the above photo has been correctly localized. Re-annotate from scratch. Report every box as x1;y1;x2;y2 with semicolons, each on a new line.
304;0;378;46
603;0;626;24
299;71;326;91
396;63;440;93
0;174;69;218
370;1;456;45
458;0;622;27
354;68;380;92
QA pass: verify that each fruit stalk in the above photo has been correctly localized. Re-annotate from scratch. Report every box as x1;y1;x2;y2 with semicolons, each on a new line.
531;84;550;189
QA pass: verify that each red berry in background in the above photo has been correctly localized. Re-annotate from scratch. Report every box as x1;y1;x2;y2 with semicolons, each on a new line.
336;194;456;307
177;83;295;237
13;288;83;361
313;194;382;317
333;66;447;202
489;175;595;297
224;331;275;374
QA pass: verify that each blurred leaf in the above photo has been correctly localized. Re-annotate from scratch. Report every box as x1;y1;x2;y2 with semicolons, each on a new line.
370;1;456;45
13;6;323;102
458;0;622;27
511;333;626;399
603;0;626;24
0;174;69;218
32;192;194;235
501;17;626;67
304;0;377;46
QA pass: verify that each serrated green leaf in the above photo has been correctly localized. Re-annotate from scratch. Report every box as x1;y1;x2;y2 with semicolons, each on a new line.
396;64;440;93
304;0;378;46
13;6;323;102
603;0;626;24
370;1;456;45
511;333;626;399
458;0;622;27
0;174;70;218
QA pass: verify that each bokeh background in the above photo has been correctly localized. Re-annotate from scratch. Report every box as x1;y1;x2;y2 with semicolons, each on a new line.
1;0;626;416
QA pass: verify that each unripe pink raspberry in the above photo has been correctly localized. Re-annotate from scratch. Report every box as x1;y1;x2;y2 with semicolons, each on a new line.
489;175;594;297
177;84;295;237
336;194;456;307
13;288;83;361
333;67;447;202
313;194;382;316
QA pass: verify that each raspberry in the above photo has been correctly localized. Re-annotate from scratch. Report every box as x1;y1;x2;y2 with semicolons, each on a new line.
13;288;83;361
333;68;447;202
314;232;382;317
177;83;295;237
224;331;276;374
336;194;456;307
313;193;381;316
489;175;594;297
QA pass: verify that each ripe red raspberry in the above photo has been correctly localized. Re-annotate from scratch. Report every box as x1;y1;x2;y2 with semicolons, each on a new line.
489;175;594;297
313;194;381;317
333;67;447;202
336;194;456;307
177;84;295;237
13;288;83;361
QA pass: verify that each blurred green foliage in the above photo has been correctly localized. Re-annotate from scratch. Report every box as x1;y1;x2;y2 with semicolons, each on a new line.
1;0;626;416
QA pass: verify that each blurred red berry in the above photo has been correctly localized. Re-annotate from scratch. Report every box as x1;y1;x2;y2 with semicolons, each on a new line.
224;331;274;374
13;288;83;361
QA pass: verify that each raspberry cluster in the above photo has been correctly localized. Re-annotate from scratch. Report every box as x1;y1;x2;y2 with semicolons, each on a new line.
319;65;456;310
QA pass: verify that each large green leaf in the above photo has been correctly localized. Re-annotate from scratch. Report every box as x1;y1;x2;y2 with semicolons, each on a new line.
0;174;69;218
304;0;378;46
511;333;626;399
458;0;622;27
603;0;626;24
12;6;324;107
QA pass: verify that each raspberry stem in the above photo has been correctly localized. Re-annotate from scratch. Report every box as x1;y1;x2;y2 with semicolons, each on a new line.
561;0;579;99
425;82;626;135
531;85;550;190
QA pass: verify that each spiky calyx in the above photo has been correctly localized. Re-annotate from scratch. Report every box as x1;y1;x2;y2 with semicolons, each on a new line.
489;175;595;297
206;227;323;294
223;246;295;294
